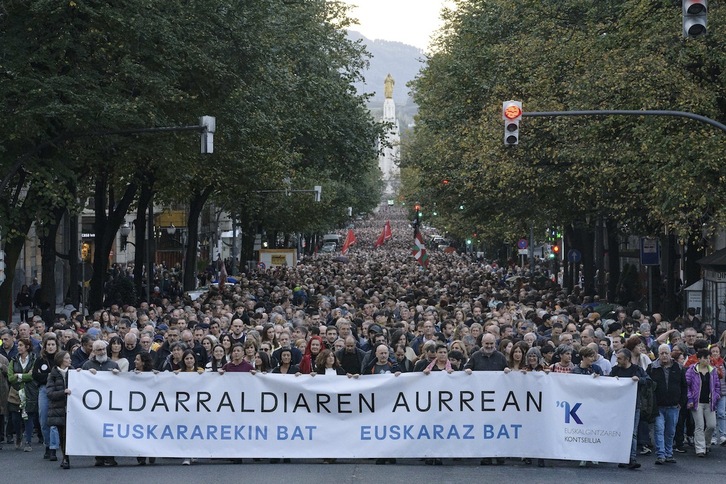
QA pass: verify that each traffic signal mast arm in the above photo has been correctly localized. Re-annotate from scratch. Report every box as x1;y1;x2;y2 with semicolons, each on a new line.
521;109;726;134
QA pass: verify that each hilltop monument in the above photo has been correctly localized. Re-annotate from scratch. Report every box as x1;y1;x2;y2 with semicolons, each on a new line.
379;73;400;197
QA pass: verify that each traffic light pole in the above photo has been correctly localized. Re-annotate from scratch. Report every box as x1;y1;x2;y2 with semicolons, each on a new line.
522;109;726;133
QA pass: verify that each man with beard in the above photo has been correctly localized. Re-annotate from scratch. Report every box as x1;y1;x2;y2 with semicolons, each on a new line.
82;340;120;466
335;336;366;375
464;333;510;465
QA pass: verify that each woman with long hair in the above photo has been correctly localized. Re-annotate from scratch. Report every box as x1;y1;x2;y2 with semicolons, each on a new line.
46;351;72;469
508;341;529;371
200;335;218;364
7;338;38;451
205;344;228;372
299;336;323;374
314;349;346;375
178;350;204;374
219;333;233;356
107;336;128;372
32;334;58;459
260;323;279;351
254;350;273;374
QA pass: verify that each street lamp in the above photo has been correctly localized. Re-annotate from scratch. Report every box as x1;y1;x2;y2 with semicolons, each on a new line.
119;221;134;250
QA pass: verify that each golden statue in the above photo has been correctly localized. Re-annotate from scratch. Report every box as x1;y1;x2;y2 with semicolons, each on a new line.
384;74;394;99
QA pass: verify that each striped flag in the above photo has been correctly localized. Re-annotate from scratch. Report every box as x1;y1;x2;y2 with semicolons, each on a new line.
412;230;429;268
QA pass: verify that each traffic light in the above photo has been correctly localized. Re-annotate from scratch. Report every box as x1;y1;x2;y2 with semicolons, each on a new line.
683;0;708;38
502;100;522;146
552;243;561;258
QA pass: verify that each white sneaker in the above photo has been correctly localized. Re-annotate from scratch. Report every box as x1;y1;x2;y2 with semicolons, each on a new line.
720;436;726;446
182;459;191;466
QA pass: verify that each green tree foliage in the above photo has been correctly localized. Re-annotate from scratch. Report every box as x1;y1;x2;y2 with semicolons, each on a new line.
407;0;726;252
0;0;383;311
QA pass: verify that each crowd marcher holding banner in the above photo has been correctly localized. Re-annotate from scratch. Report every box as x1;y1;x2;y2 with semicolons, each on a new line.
299;336;323;374
242;340;258;368
7;338;38;452
464;333;509;465
32;334;57;459
686;348;721;456
132;352;156;466
422;344;453;374
205;344;227;372
220;344;254;373
46;350;71;469
611;348;649;469
178;349;204;374
272;348;299;374
108;336;129;372
161;342;185;372
647;344;686;465
254;350;273;373
314;349;346;375
81;340;120;467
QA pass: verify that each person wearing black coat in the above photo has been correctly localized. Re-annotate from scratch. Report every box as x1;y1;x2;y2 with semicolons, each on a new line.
47;351;72;469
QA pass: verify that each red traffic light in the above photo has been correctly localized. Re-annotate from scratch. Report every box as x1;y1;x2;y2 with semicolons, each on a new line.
414;204;421;211
552;244;560;254
442;179;450;185
503;101;522;121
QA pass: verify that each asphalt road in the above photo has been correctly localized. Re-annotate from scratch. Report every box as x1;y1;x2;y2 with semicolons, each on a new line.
1;443;725;484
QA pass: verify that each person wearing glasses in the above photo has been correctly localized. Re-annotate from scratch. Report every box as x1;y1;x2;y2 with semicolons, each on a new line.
81;340;120;467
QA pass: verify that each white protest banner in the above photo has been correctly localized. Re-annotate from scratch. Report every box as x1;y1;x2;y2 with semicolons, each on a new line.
67;370;635;462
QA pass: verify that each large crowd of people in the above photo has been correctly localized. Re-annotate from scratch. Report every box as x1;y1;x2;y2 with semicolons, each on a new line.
1;206;724;470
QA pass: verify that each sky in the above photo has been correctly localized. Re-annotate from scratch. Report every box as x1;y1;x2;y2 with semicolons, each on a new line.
340;0;452;51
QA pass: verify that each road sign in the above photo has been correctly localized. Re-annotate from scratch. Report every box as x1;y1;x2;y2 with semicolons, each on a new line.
640;238;660;266
518;249;529;256
567;249;582;263
257;261;266;270
517;239;528;250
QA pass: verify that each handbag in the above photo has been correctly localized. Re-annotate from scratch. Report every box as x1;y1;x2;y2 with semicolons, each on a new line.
8;386;21;405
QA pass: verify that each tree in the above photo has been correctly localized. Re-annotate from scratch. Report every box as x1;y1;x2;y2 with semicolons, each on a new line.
406;0;726;304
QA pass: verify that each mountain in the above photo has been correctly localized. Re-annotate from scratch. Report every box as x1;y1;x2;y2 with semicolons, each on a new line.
347;31;425;127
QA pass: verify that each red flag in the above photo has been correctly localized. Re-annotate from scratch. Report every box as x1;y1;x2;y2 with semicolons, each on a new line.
341;229;356;255
374;225;386;248
412;230;429;268
374;221;392;248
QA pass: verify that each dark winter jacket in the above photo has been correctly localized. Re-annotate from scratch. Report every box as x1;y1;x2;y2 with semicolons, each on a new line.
46;366;69;427
647;359;687;407
8;353;39;413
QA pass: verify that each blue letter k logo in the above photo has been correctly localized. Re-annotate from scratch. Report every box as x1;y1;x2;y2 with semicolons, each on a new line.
563;402;583;424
